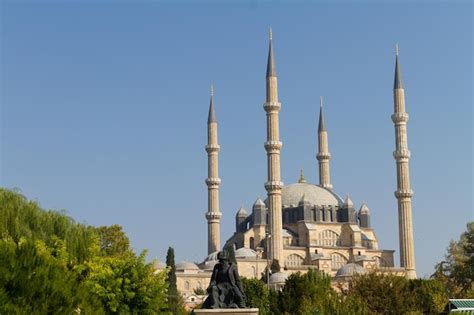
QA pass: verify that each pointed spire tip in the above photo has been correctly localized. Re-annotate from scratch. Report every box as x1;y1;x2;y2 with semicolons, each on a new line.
269;27;272;40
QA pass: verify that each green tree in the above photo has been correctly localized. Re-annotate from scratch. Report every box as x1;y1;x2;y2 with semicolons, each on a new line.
165;247;186;315
274;269;340;314
77;250;168;314
407;278;448;313
241;278;270;315
432;222;474;298
0;237;102;314
96;224;131;256
347;272;410;314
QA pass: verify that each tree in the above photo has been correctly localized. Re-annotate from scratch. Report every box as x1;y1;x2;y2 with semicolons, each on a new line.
96;224;130;256
432;222;474;298
0;238;102;314
77;250;168;313
274;269;340;314
165;247;186;315
241;278;270;315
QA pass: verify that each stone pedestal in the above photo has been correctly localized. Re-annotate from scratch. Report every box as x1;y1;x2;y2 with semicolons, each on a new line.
192;308;259;315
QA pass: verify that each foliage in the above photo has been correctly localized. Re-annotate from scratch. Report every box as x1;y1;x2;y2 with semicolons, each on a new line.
0;188;169;314
165;247;186;315
241;278;270;314
96;224;131;256
77;251;168;313
0;237;102;314
432;222;474;298
272;269;341;314
346;272;448;314
193;287;207;295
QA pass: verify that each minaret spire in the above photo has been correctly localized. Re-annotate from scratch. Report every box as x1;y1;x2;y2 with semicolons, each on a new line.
391;45;416;278
317;96;332;190
263;29;284;266
205;85;222;254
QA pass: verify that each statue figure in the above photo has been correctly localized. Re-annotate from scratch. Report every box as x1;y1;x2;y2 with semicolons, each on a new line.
202;250;246;309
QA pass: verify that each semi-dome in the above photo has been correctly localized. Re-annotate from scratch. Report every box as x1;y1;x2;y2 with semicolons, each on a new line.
235;247;257;259
278;183;343;208
335;263;366;277
176;261;200;271
269;271;289;284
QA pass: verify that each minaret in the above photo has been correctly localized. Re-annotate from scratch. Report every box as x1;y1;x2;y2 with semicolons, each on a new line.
317;96;333;190
263;28;284;264
205;85;222;255
392;45;416;278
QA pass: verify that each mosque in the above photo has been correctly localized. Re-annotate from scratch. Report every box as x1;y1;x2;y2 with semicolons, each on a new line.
155;30;417;304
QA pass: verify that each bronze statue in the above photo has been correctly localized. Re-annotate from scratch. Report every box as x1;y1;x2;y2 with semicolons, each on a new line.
202;250;246;309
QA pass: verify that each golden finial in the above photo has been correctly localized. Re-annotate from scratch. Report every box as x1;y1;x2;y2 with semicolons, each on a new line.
298;167;306;183
269;27;272;40
395;43;399;56
210;84;214;97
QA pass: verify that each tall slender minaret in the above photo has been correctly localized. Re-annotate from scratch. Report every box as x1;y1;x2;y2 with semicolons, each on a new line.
205;85;222;255
317;96;333;190
263;28;284;264
392;45;416;278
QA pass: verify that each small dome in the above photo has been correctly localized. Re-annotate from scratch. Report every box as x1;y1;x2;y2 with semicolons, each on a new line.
176;261;200;271
235;247;257;259
253;198;265;208
275;183;343;208
236;206;248;217
270;272;289;284
336;263;366;277
153;261;166;270
359;202;370;214
203;251;219;262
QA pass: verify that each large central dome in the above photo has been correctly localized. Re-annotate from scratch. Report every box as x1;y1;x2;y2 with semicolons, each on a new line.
280;183;343;207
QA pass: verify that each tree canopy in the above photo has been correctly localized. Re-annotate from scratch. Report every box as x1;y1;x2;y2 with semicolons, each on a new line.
0;188;168;314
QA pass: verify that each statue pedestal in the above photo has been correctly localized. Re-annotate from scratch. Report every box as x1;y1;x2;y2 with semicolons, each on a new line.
193;309;259;315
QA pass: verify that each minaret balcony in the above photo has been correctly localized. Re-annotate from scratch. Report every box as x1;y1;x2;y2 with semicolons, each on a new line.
263;101;281;112
393;150;411;160
205;144;220;153
205;212;223;222
264;141;282;153
205;177;221;187
394;189;414;198
265;181;284;192
316;152;331;160
391;113;409;123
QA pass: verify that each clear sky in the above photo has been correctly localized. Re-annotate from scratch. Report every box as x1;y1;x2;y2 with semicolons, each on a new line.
1;1;472;278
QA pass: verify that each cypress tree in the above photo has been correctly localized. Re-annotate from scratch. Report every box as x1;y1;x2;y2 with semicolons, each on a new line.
165;247;178;313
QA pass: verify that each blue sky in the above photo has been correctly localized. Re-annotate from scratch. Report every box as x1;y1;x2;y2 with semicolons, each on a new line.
1;1;472;278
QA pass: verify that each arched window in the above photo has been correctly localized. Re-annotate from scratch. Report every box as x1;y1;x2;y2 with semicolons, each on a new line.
250;237;255;249
317;230;341;247
331;253;348;270
285;254;304;267
185;281;190;290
